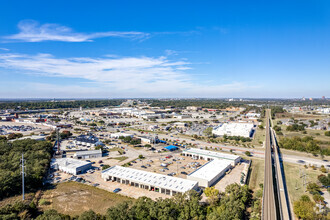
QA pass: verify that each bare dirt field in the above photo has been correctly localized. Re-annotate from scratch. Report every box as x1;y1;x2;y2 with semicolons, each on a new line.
39;182;134;216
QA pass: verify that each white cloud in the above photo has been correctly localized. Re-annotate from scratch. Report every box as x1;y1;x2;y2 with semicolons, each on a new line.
0;48;9;51
0;52;256;98
4;20;149;42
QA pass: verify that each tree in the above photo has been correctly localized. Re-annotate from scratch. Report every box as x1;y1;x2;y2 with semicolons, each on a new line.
79;210;102;220
320;165;327;173
312;194;324;203
204;186;220;205
306;183;321;195
294;196;316;220
0;139;53;199
35;209;66;220
207;184;251;220
258;125;264;130
318;174;330;187
203;127;213;136
325;131;330;137
245;151;251;156
7;133;23;140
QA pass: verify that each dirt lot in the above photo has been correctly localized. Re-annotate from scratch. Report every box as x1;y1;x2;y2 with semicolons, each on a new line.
40;182;134;215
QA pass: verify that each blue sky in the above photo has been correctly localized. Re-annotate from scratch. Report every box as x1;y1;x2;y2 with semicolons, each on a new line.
0;0;329;98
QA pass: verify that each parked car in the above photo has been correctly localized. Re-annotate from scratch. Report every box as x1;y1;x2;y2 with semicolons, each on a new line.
181;171;188;175
113;188;121;193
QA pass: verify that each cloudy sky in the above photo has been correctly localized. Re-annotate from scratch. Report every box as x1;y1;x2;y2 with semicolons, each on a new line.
0;0;329;98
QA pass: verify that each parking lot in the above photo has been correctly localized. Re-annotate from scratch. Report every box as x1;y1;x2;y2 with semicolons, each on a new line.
128;153;209;179
0;121;51;135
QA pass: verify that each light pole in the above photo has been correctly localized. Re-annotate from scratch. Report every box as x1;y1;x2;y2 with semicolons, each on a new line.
21;154;25;201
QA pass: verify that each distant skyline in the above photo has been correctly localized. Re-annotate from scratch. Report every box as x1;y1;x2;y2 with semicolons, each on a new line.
0;0;329;98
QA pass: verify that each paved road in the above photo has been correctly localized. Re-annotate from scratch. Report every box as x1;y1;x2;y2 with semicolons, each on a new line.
262;110;277;220
122;129;330;168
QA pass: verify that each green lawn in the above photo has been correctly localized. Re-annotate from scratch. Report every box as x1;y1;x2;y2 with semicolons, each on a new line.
252;119;266;147
282;162;323;203
248;158;265;191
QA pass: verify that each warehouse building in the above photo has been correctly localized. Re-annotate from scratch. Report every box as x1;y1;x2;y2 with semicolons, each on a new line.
187;159;232;187
212;122;254;138
110;133;133;139
74;134;100;147
74;149;102;159
51;158;92;175
101;166;198;196
182;148;241;166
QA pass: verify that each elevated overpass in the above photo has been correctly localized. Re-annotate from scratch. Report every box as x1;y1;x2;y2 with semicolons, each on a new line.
262;109;291;220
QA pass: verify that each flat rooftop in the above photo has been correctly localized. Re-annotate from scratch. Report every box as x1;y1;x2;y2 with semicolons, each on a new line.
188;159;232;181
75;149;102;156
102;165;198;193
51;158;92;169
183;148;241;161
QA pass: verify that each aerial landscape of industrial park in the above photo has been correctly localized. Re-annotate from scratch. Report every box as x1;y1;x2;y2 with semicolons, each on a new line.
1;0;330;219
0;98;329;219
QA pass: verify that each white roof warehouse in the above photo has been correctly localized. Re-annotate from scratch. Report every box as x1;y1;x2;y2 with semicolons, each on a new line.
182;148;241;165
182;148;241;188
212;122;254;138
101;165;198;196
51;158;92;175
187;159;232;187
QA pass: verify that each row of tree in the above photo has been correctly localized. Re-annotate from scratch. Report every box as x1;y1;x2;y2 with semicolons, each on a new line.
0;99;125;110
278;136;323;154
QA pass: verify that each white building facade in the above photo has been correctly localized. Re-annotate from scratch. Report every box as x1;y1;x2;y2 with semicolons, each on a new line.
212;122;254;138
101;166;198;196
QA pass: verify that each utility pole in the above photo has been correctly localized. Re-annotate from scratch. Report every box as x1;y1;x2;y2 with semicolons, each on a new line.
21;154;25;201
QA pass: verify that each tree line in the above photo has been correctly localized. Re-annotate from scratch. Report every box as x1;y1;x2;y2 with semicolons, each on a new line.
0;99;125;110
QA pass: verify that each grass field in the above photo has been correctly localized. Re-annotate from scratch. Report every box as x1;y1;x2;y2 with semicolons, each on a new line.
39;182;134;216
248;158;265;191
252;119;266;147
282;162;323;203
108;156;128;161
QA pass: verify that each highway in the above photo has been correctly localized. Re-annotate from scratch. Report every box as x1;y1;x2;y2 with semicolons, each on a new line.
262;109;291;220
262;109;277;220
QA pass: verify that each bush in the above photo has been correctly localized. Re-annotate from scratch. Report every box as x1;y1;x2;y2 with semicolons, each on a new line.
102;165;110;170
39;199;50;206
320;165;327;173
325;131;330;137
306;183;321;195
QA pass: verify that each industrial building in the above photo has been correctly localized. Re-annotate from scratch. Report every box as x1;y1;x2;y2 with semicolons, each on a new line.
74;149;102;159
110;133;134;139
13;135;46;141
101;166;199;195
182;148;241;165
182;148;241;187
51;158;92;175
74;134;100;147
212;122;254;138
187;159;232;187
